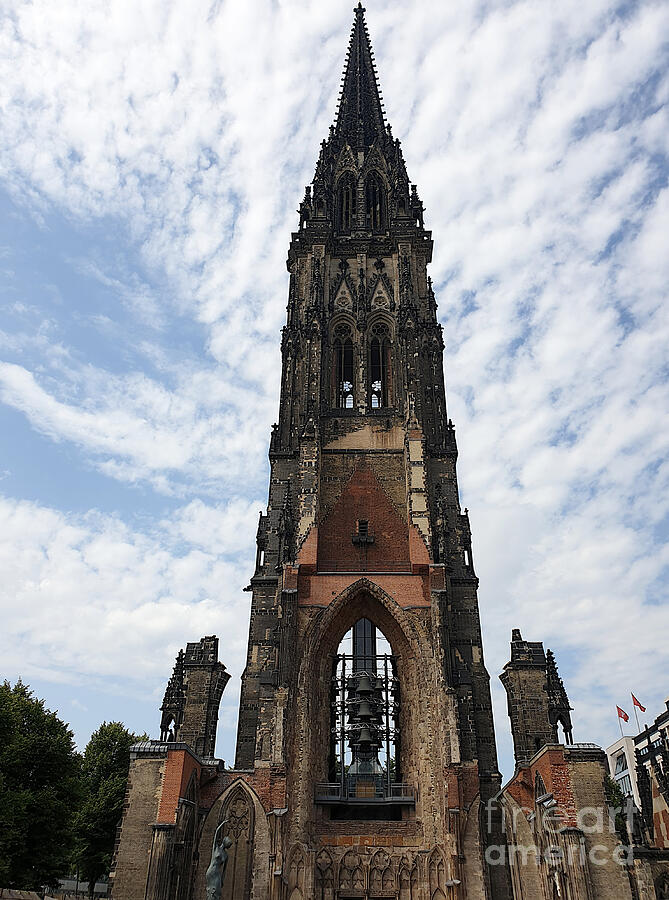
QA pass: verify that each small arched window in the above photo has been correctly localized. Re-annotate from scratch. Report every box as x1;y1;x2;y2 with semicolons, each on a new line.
365;172;387;232
369;322;391;409
333;323;354;409
337;174;357;233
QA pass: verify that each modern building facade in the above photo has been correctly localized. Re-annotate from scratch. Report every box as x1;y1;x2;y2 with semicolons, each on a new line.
110;7;668;900
606;735;642;807
625;698;669;852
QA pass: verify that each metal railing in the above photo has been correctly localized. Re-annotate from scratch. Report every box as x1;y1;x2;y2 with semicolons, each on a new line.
314;779;415;804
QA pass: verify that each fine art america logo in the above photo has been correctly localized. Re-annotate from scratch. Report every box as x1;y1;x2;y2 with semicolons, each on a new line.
482;797;638;868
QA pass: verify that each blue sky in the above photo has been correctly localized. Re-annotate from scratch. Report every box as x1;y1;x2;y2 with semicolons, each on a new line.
0;0;668;780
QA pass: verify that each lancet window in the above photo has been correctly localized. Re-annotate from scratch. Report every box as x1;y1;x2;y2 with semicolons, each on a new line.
369;322;391;409
333;323;355;409
337;174;357;233
365;172;387;232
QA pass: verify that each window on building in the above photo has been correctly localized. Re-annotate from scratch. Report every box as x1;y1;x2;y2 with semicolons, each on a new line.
333;323;354;409
337;175;357;233
365;172;387;232
614;752;628;775
616;774;633;796
369;322;391;409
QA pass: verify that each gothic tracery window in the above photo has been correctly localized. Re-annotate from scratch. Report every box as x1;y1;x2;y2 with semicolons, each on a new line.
337;174;357;233
218;785;254;900
369;322;391;409
365;172;387;232
333;323;355;409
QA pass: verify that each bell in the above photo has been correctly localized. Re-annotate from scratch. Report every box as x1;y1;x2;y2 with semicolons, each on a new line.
356;725;373;746
357;699;373;718
356;674;373;694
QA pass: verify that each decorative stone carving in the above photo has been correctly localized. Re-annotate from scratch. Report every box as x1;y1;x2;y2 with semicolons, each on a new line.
369;849;394;895
429;849;448;899
335;289;353;311
287;846;306;900
315;849;335;900
339;850;365;893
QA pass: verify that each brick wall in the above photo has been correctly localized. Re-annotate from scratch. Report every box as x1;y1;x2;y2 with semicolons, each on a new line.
156;749;201;825
317;461;410;572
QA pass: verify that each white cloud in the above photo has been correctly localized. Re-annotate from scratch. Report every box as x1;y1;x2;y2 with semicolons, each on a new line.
0;494;258;755
0;359;274;494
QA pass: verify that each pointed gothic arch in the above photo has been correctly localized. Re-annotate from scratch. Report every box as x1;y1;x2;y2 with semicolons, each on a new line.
365;171;387;232
337;172;357;233
367;319;393;409
330;318;357;409
194;778;270;900
303;580;425;692
287;844;307;900
428;848;448;899
338;850;365;893
294;578;439;823
315;849;335;900
369;848;394;894
410;863;420;898
217;782;255;900
399;861;411;900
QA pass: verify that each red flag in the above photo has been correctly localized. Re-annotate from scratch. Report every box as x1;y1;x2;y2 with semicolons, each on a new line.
632;694;646;712
617;706;629;722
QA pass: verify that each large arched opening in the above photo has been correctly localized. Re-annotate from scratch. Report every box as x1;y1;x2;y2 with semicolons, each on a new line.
301;582;425;822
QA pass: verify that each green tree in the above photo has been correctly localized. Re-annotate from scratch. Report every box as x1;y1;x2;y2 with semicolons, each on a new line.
605;774;630;845
74;722;144;895
0;679;81;890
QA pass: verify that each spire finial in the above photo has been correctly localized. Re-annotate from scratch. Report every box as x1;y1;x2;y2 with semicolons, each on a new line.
333;3;386;149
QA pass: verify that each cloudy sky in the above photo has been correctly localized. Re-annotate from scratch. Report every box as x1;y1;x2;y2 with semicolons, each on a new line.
1;0;668;779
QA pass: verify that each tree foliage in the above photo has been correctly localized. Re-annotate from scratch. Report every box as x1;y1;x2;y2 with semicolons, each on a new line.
0;680;81;890
604;774;630;845
74;721;144;894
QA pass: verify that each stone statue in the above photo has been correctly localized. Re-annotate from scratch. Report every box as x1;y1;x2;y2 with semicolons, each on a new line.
205;820;233;900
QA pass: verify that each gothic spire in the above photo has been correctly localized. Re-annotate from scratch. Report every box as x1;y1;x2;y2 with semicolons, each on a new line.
334;3;387;150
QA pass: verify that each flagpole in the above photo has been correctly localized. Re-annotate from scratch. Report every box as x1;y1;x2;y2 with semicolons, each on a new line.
619;710;623;738
632;696;640;734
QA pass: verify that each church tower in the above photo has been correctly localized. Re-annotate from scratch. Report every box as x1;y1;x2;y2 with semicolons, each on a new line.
233;4;504;895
